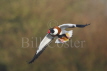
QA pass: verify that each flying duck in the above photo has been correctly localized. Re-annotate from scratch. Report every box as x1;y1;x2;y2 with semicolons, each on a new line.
28;23;90;63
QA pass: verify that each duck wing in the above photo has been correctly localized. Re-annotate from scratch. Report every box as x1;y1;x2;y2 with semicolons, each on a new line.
58;23;90;29
58;24;76;29
28;34;54;64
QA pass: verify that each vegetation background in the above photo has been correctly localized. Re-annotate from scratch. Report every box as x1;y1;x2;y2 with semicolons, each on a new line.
0;0;107;71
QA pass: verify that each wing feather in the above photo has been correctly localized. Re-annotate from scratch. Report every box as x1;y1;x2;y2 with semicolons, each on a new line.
58;24;76;29
28;34;54;64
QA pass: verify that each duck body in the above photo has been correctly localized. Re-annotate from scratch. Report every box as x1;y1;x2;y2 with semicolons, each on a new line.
28;23;90;63
48;24;77;43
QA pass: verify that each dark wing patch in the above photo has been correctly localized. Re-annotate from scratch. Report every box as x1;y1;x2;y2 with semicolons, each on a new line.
28;45;47;64
28;34;54;64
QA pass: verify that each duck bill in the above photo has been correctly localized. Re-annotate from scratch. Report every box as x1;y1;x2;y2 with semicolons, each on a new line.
47;30;50;33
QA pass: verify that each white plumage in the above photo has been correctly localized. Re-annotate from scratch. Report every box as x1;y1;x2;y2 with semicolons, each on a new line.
28;23;90;63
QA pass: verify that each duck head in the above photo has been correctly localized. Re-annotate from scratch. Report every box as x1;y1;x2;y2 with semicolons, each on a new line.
47;28;58;35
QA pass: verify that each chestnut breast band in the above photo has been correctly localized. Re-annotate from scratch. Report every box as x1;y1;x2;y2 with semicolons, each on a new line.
54;26;61;35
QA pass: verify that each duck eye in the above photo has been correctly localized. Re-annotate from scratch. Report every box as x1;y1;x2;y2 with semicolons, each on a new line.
50;29;54;33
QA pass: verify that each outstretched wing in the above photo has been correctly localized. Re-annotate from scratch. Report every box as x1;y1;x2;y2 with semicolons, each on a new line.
58;24;76;29
58;23;90;29
28;34;54;64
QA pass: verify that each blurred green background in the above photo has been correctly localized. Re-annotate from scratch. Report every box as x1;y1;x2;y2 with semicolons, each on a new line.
0;0;107;71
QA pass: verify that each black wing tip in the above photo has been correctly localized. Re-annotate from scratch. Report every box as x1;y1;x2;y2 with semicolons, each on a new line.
28;59;35;64
28;61;33;64
26;61;33;64
28;44;48;64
